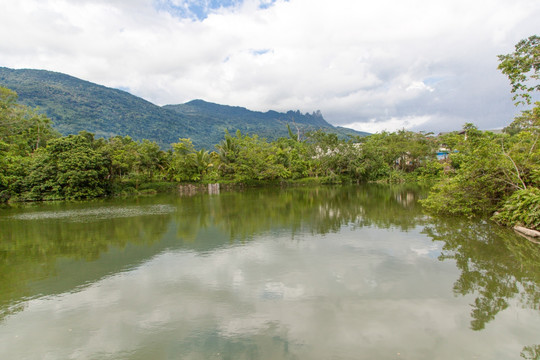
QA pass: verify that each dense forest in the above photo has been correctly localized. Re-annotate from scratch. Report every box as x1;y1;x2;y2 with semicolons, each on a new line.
1;35;538;231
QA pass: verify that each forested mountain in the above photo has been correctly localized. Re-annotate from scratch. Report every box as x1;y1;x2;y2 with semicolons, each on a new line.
0;67;199;148
0;67;367;148
164;100;365;145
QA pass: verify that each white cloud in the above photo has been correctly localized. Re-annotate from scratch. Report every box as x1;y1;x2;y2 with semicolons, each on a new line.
406;81;434;93
0;0;538;132
344;115;432;133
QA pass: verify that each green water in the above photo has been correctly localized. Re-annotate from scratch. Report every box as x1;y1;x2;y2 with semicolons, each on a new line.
0;185;539;360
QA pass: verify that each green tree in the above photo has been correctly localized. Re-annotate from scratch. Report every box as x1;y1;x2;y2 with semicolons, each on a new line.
213;131;289;182
99;136;140;180
0;86;59;154
422;36;540;220
304;130;364;181
274;137;312;179
503;103;540;135
168;138;214;182
23;134;110;200
231;132;288;182
497;35;539;106
0;86;60;201
422;125;515;216
138;139;167;181
356;130;437;182
215;131;239;177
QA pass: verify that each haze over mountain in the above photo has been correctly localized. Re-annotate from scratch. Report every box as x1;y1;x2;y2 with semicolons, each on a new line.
0;67;367;149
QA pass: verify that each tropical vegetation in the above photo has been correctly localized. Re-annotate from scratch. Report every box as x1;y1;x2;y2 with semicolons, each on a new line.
0;85;438;201
422;35;539;229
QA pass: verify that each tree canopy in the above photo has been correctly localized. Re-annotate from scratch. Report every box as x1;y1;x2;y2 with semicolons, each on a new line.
498;35;540;106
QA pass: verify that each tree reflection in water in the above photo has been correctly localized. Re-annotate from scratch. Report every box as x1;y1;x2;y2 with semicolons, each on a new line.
171;184;427;244
422;218;540;358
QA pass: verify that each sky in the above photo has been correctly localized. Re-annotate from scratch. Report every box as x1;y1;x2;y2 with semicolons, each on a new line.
0;0;538;133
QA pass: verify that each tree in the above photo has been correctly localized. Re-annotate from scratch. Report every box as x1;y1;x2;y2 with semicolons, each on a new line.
0;86;59;154
168;138;215;182
138;139;166;181
99;136;139;180
215;131;240;176
421;125;516;216
0;86;60;201
23;134;110;200
422;36;540;219
503;104;540;135
274;137;312;179
227;132;288;182
355;130;437;182
498;35;539;106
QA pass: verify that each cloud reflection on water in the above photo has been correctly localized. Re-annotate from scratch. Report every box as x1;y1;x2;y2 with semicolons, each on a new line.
1;224;538;359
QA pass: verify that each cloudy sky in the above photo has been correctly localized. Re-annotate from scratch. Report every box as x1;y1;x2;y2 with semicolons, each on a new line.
0;0;538;133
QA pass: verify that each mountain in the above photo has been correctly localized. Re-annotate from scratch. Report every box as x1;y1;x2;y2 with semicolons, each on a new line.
0;67;368;148
163;100;366;144
0;67;200;148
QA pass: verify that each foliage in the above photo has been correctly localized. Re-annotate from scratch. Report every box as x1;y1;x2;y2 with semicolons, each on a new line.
422;125;525;216
0;86;60;201
168;138;215;182
0;86;59;154
356;130;438;182
497;35;539;106
1;88;173;202
0;86;444;203
22;134;111;200
521;345;540;360
412;159;445;183
423;36;540;220
215;131;289;182
424;114;540;217
492;187;540;230
503;102;540;135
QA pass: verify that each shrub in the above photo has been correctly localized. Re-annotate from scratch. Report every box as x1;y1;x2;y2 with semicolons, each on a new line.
492;187;540;230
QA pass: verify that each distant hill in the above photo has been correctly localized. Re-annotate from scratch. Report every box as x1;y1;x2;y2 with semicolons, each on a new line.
0;67;201;148
164;100;367;144
0;67;368;148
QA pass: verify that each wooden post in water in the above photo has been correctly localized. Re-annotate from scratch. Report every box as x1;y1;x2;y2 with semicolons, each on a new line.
208;183;220;194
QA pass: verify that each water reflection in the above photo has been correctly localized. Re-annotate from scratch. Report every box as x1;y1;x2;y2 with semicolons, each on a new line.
422;218;540;359
0;185;538;359
422;218;540;331
170;184;426;244
0;197;175;312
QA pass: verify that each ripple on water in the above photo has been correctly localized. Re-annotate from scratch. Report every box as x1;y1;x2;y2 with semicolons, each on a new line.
6;205;177;222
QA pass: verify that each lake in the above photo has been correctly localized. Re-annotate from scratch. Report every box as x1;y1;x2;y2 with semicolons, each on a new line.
0;185;539;360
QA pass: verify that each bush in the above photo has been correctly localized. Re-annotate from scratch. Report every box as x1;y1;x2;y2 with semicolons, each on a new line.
413;160;444;183
138;189;158;195
420;177;487;218
492;187;540;230
138;182;176;192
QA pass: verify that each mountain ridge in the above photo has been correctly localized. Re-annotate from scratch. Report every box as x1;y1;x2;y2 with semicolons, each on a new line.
0;67;368;148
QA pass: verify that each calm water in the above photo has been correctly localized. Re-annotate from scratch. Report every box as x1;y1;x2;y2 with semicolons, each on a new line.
0;185;539;360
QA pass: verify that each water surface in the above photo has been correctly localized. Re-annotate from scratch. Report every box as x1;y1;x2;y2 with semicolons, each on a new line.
1;185;539;359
